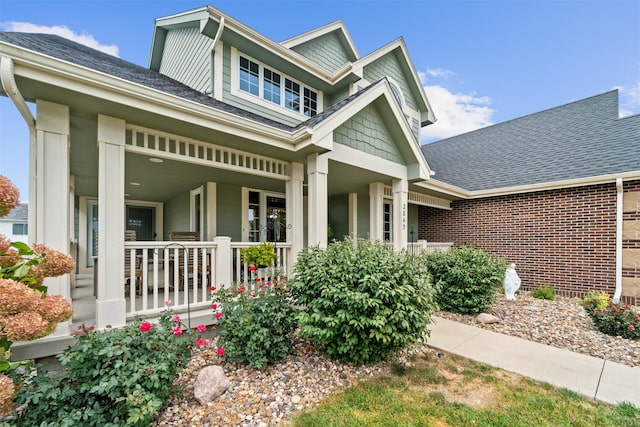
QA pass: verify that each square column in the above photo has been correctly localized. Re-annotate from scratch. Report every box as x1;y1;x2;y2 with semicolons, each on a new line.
35;100;71;336
96;115;126;329
369;182;385;241
307;154;328;248
349;192;358;240
392;178;408;251
286;162;304;272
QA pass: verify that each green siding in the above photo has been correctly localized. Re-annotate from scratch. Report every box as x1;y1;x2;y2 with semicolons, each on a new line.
328;194;349;240
357;194;370;239
363;52;417;110
216;184;242;241
334;105;404;164
289;32;351;74
160;27;212;95
163;192;190;240
407;204;419;243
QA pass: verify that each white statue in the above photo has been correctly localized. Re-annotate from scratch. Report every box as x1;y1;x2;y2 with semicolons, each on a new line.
503;263;521;300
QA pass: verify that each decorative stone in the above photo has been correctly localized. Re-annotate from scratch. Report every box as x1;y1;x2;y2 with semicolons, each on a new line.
291;395;301;404
503;263;521;300
194;365;231;405
475;313;501;324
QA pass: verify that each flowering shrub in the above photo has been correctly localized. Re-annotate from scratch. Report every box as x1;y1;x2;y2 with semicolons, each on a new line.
0;175;19;217
289;238;437;366
213;276;297;370
587;302;640;340
425;245;506;315
13;305;215;426
581;290;611;314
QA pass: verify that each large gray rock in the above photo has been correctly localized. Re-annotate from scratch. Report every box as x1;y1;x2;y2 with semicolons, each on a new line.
194;365;231;405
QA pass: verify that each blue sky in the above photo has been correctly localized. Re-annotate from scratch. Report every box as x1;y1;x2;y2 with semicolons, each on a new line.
1;0;639;201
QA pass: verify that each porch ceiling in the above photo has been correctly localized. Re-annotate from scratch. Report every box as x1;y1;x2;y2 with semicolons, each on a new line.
326;161;392;196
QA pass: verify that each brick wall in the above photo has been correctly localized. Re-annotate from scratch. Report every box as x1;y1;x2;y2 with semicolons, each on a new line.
418;182;638;304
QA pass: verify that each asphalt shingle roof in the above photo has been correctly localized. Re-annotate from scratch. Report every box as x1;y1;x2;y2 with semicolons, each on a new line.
421;91;640;191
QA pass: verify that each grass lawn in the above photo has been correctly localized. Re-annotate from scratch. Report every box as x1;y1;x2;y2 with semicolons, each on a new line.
284;350;640;427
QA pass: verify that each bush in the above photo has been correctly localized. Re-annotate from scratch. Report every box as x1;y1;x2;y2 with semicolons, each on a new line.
13;309;196;426
581;290;611;314
587;302;640;340
240;242;277;268
213;279;297;370
532;283;555;300
288;238;437;366
425;245;505;315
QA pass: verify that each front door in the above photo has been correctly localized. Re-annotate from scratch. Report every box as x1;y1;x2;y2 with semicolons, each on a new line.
126;206;156;241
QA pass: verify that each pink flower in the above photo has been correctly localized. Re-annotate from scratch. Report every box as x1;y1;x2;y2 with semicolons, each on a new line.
266;281;272;286
195;338;205;347
172;326;182;336
139;322;152;332
237;287;244;293
172;315;181;323
252;293;257;298
164;299;172;306
248;265;256;272
215;311;222;320
211;303;218;310
217;347;225;355
630;325;636;331
196;324;207;333
210;285;216;292
255;277;261;283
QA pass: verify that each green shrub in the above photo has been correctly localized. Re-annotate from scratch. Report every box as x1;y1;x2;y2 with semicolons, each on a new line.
581;290;611;314
213;281;297;370
289;238;437;366
14;309;195;426
425;245;505;315
587;302;640;340
532;283;555;300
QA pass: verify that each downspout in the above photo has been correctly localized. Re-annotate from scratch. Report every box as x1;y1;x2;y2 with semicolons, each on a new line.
210;16;225;99
613;177;623;303
0;56;37;243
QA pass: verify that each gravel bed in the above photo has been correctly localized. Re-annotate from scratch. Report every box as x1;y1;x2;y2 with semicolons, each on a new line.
153;293;639;426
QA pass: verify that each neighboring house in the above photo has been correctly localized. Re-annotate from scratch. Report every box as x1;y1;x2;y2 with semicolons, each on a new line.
419;91;640;305
0;202;28;242
0;5;449;357
0;5;637;359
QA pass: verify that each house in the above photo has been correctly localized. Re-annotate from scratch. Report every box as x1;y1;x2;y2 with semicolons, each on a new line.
0;203;28;242
419;90;640;305
1;5;637;359
0;5;453;358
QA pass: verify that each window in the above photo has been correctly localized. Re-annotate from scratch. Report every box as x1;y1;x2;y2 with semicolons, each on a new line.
238;54;318;117
245;189;286;242
383;202;393;242
390;83;404;110
240;56;259;96
12;223;27;235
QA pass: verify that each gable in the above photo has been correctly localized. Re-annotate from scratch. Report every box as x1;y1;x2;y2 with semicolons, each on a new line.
289;31;353;74
363;51;418;110
334;104;404;164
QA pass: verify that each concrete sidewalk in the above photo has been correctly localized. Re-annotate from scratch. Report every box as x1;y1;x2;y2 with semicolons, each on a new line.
426;316;640;407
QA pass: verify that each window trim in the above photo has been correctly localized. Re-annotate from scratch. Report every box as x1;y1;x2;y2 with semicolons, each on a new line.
231;48;323;120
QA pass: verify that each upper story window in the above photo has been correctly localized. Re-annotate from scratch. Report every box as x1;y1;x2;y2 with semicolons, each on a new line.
238;53;318;117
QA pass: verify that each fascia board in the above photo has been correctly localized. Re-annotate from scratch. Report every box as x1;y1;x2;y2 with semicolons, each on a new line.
281;20;360;60
2;43;310;151
417;171;640;200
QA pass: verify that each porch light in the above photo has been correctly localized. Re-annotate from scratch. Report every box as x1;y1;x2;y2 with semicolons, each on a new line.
129;182;141;186
149;157;163;163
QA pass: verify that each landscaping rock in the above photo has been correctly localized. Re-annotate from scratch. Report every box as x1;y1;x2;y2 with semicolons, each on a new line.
193;365;231;405
475;313;501;324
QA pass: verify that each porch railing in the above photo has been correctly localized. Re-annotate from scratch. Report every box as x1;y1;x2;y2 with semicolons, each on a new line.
122;240;292;319
408;240;454;254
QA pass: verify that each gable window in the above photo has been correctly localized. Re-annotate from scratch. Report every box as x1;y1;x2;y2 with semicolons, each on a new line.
12;223;28;235
237;53;319;117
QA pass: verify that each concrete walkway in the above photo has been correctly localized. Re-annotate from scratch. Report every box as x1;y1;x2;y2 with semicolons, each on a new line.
427;316;640;407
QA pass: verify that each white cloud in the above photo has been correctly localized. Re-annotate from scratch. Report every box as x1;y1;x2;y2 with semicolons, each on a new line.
421;85;494;142
424;67;456;80
0;22;119;57
617;81;640;117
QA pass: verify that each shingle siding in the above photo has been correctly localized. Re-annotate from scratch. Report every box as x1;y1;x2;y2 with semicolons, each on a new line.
289;32;351;74
363;52;417;110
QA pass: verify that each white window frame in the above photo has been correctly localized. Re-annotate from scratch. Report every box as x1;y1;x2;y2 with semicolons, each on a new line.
190;186;204;235
241;187;286;242
231;47;323;120
383;200;393;242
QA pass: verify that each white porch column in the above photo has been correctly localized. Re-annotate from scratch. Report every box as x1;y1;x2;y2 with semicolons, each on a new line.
307;153;328;248
393;178;408;251
369;182;385;241
286;162;304;273
349;192;358;240
35;100;71;336
213;236;231;287
96;115;126;329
